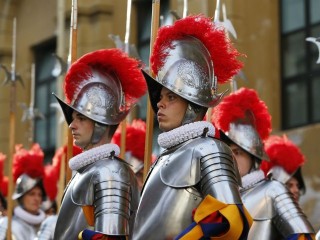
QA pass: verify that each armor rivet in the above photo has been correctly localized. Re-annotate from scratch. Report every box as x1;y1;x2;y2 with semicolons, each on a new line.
194;197;197;200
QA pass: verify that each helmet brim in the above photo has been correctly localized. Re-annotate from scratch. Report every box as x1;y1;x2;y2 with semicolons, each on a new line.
141;69;162;114
219;129;270;162
52;93;109;126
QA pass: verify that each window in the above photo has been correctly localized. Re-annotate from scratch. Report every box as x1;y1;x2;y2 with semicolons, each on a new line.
32;39;57;163
280;0;320;129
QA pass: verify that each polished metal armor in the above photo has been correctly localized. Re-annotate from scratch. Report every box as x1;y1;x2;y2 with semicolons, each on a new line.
142;36;227;125
54;69;128;145
221;122;269;161
241;179;314;239
54;69;127;126
54;157;139;240
36;215;57;240
132;136;242;239
12;173;41;200
268;166;291;184
125;152;143;174
0;215;39;240
144;36;224;113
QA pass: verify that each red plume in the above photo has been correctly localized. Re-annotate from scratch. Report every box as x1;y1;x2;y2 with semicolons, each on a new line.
52;145;82;173
0;153;8;196
64;48;146;105
212;87;271;141
1;177;8;197
261;135;305;175
151;15;243;84
112;119;146;161
43;165;59;200
0;153;5;184
13;144;45;181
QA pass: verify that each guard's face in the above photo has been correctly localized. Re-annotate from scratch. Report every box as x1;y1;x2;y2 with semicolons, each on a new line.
156;87;188;132
69;111;95;149
230;143;253;177
21;186;42;215
286;176;300;203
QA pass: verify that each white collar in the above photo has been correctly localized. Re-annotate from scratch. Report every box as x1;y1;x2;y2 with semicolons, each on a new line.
14;206;45;225
69;143;120;171
158;121;215;149
240;169;265;191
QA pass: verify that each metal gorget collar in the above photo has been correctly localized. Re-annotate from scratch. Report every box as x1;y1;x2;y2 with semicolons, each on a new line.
158;121;215;149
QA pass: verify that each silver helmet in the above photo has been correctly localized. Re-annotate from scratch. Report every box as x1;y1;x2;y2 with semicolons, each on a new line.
221;122;269;161
144;15;243;124
54;70;126;126
212;88;272;161
12;174;43;200
54;48;146;144
144;36;223;111
263;135;306;192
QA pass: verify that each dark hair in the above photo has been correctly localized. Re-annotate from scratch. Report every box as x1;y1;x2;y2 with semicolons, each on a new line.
17;180;46;205
292;168;306;194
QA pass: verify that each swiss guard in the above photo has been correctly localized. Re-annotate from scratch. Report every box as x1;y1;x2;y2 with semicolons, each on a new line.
132;15;252;240
53;48;146;240
212;87;315;239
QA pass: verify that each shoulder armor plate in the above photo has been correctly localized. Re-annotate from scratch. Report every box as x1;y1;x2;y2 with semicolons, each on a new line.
71;158;133;206
160;137;240;188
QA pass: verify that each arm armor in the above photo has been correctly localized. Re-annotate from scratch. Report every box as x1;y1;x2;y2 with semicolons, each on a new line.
71;158;139;236
160;137;242;204
270;181;315;237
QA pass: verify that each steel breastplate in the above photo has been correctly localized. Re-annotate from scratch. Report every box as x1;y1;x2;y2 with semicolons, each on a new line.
241;180;314;239
54;158;139;240
133;137;242;240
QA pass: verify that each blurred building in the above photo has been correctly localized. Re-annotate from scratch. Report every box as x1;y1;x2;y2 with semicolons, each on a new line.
0;0;319;230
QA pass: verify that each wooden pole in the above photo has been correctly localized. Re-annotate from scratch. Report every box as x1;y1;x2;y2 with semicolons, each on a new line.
54;0;66;212
143;0;160;180
6;17;17;240
119;0;133;159
66;0;78;184
56;151;66;210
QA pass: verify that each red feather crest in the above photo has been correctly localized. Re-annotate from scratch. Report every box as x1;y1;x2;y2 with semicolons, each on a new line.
0;153;5;184
52;145;82;172
151;15;243;84
212;87;271;141
64;48;146;105
0;153;8;196
112;119;146;161
13;143;45;182
44;145;82;200
261;135;305;175
43;165;59;200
